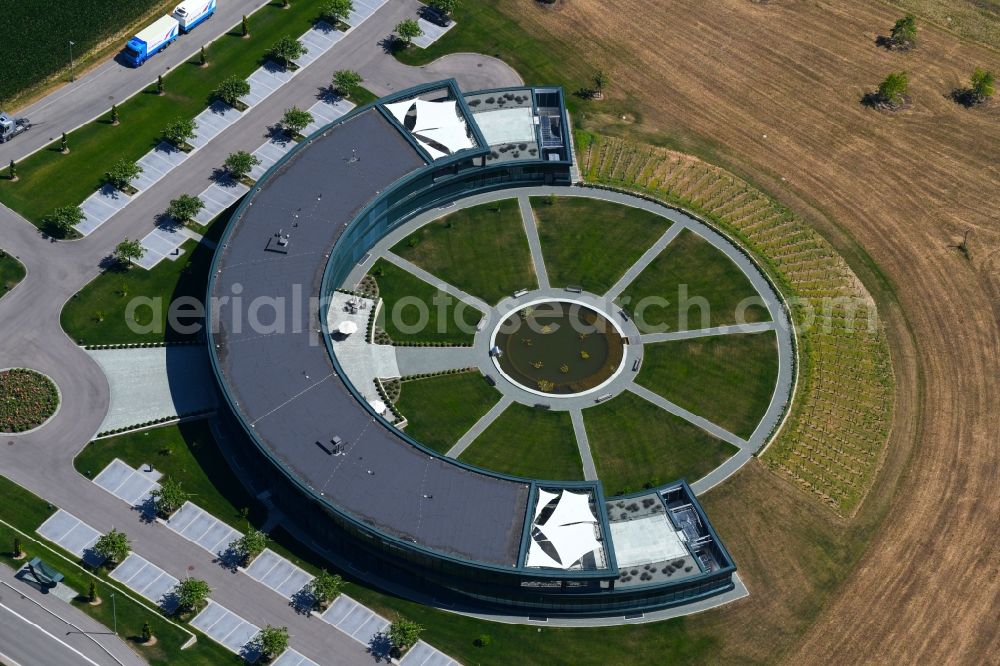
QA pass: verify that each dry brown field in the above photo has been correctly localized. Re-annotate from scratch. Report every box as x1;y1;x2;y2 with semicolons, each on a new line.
486;0;999;662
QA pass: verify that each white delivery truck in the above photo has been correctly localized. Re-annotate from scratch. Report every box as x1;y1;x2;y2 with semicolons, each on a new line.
173;0;217;33
123;15;180;67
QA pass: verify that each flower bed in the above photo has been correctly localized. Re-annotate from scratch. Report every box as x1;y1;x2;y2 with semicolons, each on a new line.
0;369;59;432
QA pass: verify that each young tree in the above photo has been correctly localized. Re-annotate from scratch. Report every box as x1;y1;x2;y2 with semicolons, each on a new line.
593;70;607;97
320;0;354;25
889;14;917;50
306;570;343;609
877;71;908;107
199;45;207;67
969;66;995;104
388;619;423;652
105;158;143;191
60;132;69;154
224;150;261;180
157;74;164;95
141;622;153;643
43;205;84;237
174;578;211;613
8;160;17;181
149;477;190;518
114;238;146;267
163;117;198;149
429;0;458;18
253;625;289;659
13;537;22;558
166;194;205;224
332;69;363;96
167;194;205;224
267;35;308;69
241;14;250;37
214;75;251;109
110;103;120;125
93;528;131;564
229;526;268;565
394;18;423;46
281;106;314;137
88;579;98;602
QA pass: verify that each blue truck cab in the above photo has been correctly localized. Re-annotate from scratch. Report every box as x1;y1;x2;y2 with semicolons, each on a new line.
173;0;217;33
123;15;180;67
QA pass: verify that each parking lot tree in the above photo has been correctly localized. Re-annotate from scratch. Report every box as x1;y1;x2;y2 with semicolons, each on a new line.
114;238;146;268
307;569;343;609
149;477;190;517
320;0;354;25
214;75;251;108
166;194;205;224
255;625;289;659
230;526;268;565
163;117;198;149
43;205;84;237
93;528;131;565
105;158;143;191
268;35;308;69
394;18;422;46
224;150;261;180
282;106;313;136
429;0;458;17
332;69;363;96
388;619;423;652
174;578;211;613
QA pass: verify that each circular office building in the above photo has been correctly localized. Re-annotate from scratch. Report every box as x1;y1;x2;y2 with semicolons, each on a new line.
208;81;794;620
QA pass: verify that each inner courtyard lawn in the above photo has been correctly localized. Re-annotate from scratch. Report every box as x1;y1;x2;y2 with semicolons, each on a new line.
392;199;537;305
619;228;771;333
531;196;671;294
370;259;482;345
396;372;502;454
61;238;213;345
584;391;739;495
458;403;583;480
0;250;26;297
637;332;780;439
0;0;332;224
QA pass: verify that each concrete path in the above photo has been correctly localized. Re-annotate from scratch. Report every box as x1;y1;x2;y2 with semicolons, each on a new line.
570;409;598;480
383;251;492;315
87;346;218;432
604;223;684;301
640;321;776;343
446;395;513;458
394;346;478;376
517;194;549;289
628;385;748;450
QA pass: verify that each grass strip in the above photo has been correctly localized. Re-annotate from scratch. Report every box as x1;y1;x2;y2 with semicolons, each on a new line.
395;372;501;454
0;250;26;298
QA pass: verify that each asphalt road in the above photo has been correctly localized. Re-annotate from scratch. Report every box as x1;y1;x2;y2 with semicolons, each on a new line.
0;0;521;663
0;0;272;166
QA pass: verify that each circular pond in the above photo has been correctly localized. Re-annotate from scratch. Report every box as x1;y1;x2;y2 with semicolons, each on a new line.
492;300;626;396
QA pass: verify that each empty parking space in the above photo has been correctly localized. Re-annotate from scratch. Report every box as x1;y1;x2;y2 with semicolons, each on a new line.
78;186;132;236
92;458;162;506
136;226;193;269
413;19;456;48
166;502;242;555
272;649;322;666
191;600;261;656
189;102;243;149
303;98;356;135
347;0;388;26
192;180;250;225
400;641;462;666
109;552;179;613
321;595;389;646
36;510;104;565
243;549;313;599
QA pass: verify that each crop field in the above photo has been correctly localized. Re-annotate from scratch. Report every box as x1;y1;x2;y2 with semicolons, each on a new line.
0;0;172;103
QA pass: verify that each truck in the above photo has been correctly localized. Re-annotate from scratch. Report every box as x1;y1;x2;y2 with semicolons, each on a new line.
173;0;217;33
123;15;180;67
0;113;31;143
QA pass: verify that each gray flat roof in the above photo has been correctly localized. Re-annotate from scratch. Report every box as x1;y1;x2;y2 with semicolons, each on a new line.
211;109;530;566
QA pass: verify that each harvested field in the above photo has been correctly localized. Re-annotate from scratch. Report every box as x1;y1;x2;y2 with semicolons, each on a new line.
439;1;999;662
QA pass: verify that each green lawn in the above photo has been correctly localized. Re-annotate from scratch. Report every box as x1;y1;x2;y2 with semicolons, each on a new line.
61;238;212;345
396;372;502;454
0;0;332;225
0;476;236;665
531;196;672;294
392;199;536;305
370;259;482;345
0;250;26;298
619;228;771;333
458;403;582;480
637;332;779;439
584;392;739;495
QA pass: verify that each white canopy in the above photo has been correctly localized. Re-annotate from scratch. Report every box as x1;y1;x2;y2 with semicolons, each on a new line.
338;321;358;335
538;522;601;569
368;399;387;415
534;489;559;520
545;490;597;528
382;98;474;159
525;538;563;569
